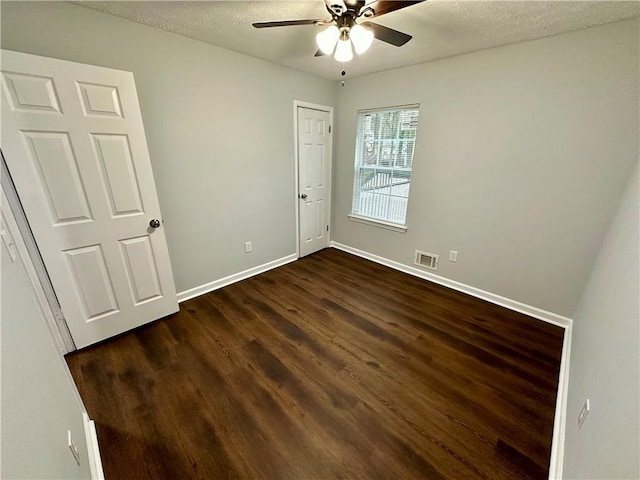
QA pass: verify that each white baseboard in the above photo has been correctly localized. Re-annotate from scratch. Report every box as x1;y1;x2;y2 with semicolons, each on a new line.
83;412;104;480
176;253;298;303
330;241;572;329
330;241;572;480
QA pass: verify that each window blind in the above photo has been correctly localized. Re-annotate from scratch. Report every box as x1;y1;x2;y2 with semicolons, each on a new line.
351;106;420;226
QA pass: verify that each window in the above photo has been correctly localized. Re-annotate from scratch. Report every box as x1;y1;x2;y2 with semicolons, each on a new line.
351;105;419;228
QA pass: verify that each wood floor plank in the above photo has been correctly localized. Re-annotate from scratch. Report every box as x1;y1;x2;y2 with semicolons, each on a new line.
66;248;563;479
257;261;556;464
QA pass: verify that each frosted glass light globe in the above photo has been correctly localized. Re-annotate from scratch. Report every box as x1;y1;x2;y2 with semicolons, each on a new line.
334;34;353;62
350;24;374;54
316;25;340;55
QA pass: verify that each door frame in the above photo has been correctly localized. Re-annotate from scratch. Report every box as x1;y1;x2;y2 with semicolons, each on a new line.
293;100;334;258
1;182;75;354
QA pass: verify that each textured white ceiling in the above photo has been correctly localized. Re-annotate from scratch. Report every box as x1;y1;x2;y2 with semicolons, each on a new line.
76;1;639;80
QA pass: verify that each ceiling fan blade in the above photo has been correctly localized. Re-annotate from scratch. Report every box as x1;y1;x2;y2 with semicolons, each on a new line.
252;19;322;28
363;21;412;46
366;0;425;18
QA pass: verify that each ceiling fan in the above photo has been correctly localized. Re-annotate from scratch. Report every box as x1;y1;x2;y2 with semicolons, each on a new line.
252;0;425;62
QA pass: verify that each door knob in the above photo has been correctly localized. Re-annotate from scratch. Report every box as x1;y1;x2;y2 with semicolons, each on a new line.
149;219;161;228
300;194;308;199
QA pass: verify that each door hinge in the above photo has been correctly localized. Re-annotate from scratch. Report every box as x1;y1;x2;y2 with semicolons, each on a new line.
326;225;329;232
329;125;331;133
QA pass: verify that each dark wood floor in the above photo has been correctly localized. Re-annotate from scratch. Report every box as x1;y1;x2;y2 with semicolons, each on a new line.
66;248;564;480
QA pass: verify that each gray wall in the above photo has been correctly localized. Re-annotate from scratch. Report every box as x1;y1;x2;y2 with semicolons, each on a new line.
0;1;337;294
563;161;640;479
332;19;639;317
1;231;92;478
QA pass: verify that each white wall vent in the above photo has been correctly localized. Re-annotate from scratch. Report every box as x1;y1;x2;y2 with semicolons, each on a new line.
415;250;439;271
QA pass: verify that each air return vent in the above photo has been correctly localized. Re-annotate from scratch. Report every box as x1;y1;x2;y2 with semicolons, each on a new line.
415;250;439;271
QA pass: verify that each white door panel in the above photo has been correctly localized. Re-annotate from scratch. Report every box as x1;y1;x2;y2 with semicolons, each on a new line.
1;50;178;348
297;106;331;257
119;235;163;305
92;133;145;216
64;244;119;321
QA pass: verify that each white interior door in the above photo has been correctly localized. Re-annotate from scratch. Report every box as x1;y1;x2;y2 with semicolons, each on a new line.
297;106;331;257
1;50;178;349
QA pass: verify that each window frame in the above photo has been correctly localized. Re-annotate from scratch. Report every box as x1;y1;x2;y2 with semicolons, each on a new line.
349;104;420;232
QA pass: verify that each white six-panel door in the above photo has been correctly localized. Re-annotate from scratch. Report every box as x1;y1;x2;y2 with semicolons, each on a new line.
1;50;178;348
297;106;331;257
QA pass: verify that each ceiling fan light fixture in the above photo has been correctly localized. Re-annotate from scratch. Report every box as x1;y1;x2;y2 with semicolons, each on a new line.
316;25;340;54
334;30;353;62
350;24;374;54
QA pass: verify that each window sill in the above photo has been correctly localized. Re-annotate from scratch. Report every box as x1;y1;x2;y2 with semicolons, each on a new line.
348;214;408;233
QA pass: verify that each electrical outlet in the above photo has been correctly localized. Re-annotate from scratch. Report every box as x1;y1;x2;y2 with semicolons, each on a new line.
449;250;458;262
68;430;80;465
578;399;590;428
244;241;252;253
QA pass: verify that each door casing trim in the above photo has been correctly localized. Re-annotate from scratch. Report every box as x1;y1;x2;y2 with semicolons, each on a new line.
1;185;75;353
1;155;76;353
